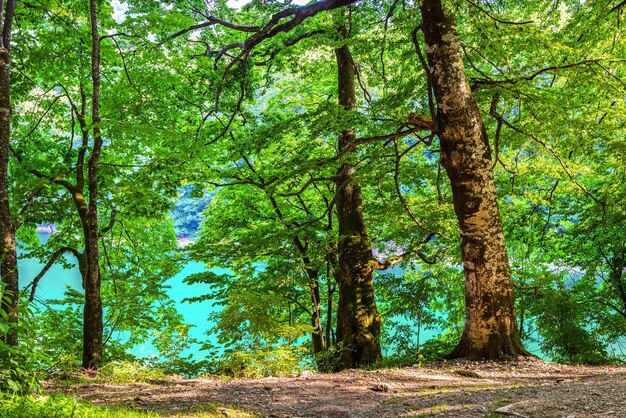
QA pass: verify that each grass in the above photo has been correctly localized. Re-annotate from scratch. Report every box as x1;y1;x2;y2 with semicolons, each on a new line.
0;394;254;418
0;394;158;418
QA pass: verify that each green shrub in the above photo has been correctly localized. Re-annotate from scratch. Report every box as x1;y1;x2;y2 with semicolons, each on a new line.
417;333;458;363
0;297;41;394
365;333;458;370
99;361;166;383
212;345;306;378
314;342;354;373
534;286;614;364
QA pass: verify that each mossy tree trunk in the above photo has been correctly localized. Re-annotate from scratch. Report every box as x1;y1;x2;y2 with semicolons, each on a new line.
0;0;17;346
82;0;104;369
420;0;527;359
333;21;382;369
306;267;326;355
70;187;102;368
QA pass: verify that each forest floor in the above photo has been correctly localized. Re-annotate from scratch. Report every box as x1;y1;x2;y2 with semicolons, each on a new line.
48;357;626;418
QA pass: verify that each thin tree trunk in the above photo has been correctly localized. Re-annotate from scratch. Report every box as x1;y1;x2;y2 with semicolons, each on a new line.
325;264;334;348
82;0;104;368
333;20;382;369
291;237;325;354
420;0;527;359
0;0;17;346
309;270;325;354
266;192;327;354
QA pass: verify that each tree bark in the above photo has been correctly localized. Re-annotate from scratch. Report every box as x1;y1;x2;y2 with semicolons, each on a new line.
0;0;17;346
420;0;527;359
333;21;382;369
82;0;104;369
325;268;334;347
308;268;326;354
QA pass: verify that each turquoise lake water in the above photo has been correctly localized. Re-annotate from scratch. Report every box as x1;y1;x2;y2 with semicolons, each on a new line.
20;233;625;362
19;233;221;359
18;233;439;360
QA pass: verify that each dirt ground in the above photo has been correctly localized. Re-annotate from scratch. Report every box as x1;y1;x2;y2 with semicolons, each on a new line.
50;358;626;417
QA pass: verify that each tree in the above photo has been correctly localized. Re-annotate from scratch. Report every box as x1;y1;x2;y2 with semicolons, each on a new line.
165;0;526;359
0;0;17;346
120;0;626;364
17;0;106;368
187;120;338;363
332;14;382;367
78;0;105;370
13;0;121;368
419;0;527;359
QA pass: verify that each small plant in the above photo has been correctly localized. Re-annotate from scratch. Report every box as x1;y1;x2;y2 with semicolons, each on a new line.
0;298;42;395
212;345;306;378
315;342;351;373
99;361;167;383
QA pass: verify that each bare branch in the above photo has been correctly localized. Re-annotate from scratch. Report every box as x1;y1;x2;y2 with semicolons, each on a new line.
27;247;81;302
491;109;606;211
472;59;626;91
99;207;118;236
159;17;260;45
465;0;533;25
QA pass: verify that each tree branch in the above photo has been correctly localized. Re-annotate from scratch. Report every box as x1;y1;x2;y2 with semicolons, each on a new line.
159;18;260;46
465;0;533;25
27;247;81;302
472;59;626;91
99;207;118;236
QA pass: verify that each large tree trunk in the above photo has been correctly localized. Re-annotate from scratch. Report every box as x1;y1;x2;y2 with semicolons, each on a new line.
82;0;104;369
333;22;382;369
0;0;17;346
420;0;527;359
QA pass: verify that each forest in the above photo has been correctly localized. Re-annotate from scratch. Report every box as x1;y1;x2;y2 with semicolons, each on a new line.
0;0;625;417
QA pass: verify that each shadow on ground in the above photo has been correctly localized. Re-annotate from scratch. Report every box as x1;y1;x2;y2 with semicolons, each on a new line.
52;360;626;417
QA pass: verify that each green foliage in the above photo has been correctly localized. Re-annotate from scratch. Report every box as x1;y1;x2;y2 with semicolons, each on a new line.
0;394;159;418
209;345;307;378
99;361;166;384
4;0;626;378
417;334;460;364
0;297;41;394
533;283;613;365
314;342;350;373
376;267;464;355
0;341;40;394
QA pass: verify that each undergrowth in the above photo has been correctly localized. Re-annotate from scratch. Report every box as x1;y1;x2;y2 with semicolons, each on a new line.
0;394;159;418
0;393;252;418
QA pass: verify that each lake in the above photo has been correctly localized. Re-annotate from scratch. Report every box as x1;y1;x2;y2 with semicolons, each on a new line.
18;233;440;360
19;233;220;359
24;233;626;363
